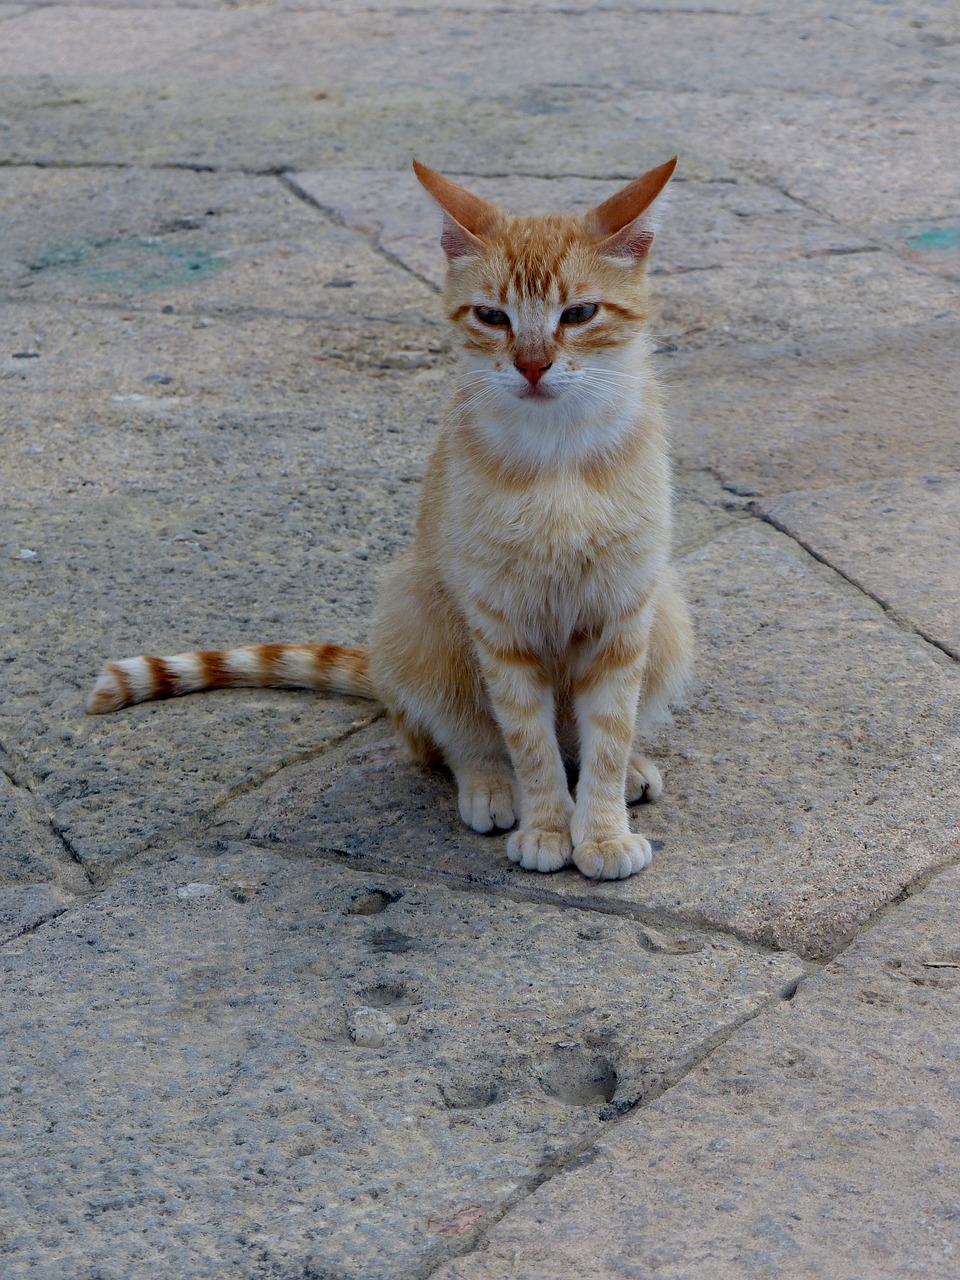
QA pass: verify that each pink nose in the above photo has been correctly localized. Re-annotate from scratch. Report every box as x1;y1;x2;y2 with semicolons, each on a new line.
514;357;553;387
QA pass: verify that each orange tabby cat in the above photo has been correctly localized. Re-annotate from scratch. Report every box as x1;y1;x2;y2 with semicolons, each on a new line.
89;158;693;880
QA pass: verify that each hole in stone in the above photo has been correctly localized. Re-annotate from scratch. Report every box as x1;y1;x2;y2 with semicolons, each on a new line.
347;888;402;916
540;1050;618;1107
361;981;406;1008
438;1081;501;1110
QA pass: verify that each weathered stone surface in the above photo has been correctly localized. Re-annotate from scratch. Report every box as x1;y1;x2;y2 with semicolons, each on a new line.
1;305;447;503
0;167;431;322
433;862;960;1280
2;476;407;874
764;473;960;660
222;523;960;961
0;845;802;1279
0;755;90;913
667;319;960;495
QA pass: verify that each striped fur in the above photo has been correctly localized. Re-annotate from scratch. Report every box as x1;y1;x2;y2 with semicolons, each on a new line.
88;643;372;714
89;159;693;881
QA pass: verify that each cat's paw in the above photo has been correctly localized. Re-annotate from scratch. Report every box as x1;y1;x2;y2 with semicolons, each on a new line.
457;767;516;833
626;752;663;804
507;828;573;873
573;833;652;880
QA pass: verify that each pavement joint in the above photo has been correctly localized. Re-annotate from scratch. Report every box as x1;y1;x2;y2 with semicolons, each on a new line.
757;507;960;664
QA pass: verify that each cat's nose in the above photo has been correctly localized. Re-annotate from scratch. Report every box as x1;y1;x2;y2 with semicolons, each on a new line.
514;357;553;386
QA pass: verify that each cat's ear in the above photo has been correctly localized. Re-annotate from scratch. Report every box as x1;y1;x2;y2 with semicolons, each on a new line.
413;159;498;262
585;156;678;262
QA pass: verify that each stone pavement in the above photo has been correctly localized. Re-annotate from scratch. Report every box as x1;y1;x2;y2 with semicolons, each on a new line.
1;1;958;1276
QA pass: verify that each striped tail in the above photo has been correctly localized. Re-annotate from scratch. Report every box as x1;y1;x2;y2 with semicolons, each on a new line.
87;643;375;714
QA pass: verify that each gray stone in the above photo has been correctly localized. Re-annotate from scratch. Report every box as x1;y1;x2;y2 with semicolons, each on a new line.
0;845;802;1279
432;863;960;1280
222;523;960;961
0;883;77;944
764;473;960;660
667;319;960;495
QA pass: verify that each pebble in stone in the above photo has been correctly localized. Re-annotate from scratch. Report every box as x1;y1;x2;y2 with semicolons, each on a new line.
176;882;217;899
380;349;433;370
348;1006;399;1048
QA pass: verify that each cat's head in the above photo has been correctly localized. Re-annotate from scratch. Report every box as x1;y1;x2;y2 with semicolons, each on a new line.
413;158;676;425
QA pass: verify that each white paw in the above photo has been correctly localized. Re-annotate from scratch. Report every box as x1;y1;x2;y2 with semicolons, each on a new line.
457;770;516;833
507;828;573;873
573;833;652;880
626;752;663;804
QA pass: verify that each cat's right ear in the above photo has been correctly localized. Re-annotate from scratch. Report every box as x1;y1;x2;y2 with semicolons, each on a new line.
413;160;496;262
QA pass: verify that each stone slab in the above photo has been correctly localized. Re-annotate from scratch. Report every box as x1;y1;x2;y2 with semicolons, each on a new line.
0;7;261;77
433;861;960;1280
0;167;431;324
0;845;803;1279
764;473;960;660
1;476;409;875
666;319;960;495
219;523;960;961
0;763;89;894
0;303;446;500
659;86;960;258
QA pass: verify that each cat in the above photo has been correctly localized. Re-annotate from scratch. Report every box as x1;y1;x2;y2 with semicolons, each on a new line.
89;157;694;881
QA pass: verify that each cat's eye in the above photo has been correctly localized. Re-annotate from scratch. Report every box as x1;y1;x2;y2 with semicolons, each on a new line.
560;304;599;326
473;306;511;328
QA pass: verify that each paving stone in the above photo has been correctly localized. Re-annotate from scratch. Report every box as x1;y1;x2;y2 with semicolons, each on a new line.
764;473;960;660
221;523;960;961
658;86;960;259
1;303;447;502
1;473;417;875
0;7;260;77
0;167;430;323
0;845;803;1279
0;764;89;897
666;318;960;495
432;862;960;1280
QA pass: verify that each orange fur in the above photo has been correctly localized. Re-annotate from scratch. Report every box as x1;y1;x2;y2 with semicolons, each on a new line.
88;159;693;880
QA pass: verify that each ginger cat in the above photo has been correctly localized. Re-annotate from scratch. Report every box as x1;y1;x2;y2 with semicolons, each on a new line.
89;157;693;881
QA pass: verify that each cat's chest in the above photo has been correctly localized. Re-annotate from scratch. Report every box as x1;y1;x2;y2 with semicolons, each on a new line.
448;473;663;632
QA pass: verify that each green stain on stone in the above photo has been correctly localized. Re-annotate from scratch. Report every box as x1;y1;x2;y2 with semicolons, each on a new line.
29;236;225;291
904;226;960;252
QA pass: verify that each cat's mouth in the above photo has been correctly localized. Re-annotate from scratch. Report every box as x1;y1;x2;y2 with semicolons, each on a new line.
517;384;557;401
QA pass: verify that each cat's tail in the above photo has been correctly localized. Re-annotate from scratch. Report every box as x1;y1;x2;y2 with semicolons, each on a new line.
87;643;375;714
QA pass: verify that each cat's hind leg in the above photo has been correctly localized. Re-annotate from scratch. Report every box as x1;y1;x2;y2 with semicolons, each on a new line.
371;556;516;834
626;752;663;804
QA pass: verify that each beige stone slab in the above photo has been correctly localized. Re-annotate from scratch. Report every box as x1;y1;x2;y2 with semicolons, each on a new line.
1;477;407;873
764;473;960;660
0;306;449;505
0;763;89;896
0;167;431;324
655;87;960;258
666;319;960;495
0;844;802;1278
222;523;960;961
0;7;260;76
433;862;960;1280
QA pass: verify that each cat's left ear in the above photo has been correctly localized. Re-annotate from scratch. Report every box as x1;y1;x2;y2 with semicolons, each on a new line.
585;156;678;262
413;159;499;262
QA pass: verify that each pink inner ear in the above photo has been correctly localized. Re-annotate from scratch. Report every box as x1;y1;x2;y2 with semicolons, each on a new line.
440;213;482;261
600;219;655;262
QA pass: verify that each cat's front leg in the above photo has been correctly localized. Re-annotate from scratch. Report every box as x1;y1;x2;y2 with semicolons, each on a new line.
471;633;574;873
570;622;653;880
